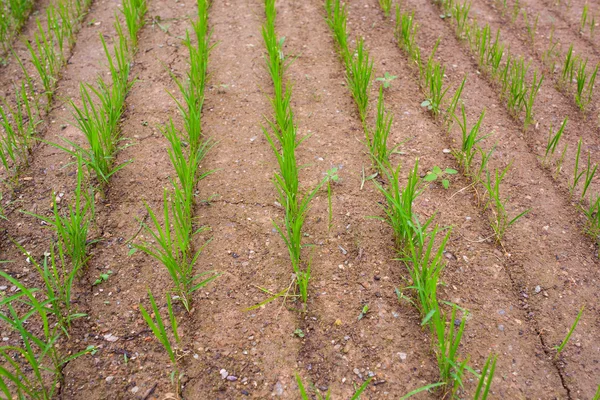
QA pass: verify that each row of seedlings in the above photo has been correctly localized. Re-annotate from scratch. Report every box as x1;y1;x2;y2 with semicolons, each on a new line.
390;0;588;373
0;0;34;57
324;1;496;398
0;1;147;397
0;0;93;215
484;0;599;115
131;1;219;396
430;1;600;252
394;3;530;244
429;0;544;131
261;0;327;311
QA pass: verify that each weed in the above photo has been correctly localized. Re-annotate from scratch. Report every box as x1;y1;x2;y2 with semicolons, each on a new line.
376;71;397;88
554;306;584;357
93;270;113;286
357;303;370;320
424;166;458;189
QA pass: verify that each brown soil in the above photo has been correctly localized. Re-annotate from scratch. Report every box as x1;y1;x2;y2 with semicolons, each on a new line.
1;0;600;399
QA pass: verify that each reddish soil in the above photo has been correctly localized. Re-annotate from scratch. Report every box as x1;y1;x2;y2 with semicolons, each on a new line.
1;0;600;399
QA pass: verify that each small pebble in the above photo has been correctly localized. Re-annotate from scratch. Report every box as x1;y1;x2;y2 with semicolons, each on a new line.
227;376;238;382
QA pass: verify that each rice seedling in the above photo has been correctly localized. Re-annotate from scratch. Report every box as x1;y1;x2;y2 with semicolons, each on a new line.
324;167;339;231
523;69;543;130
541;26;560;73
580;155;597;201
296;374;371;399
134;190;219;312
581;4;589;32
24;156;95;269
559;45;577;91
346;37;373;124
26;18;63;109
453;104;487;176
483;164;530;242
473;354;497;400
422;43;450;116
324;0;349;63
379;0;392;18
121;0;147;48
594;385;600;400
0;270;92;399
366;87;394;167
445;75;466;130
543;117;568;166
400;383;446;400
512;0;521;23
58;28;132;187
505;57;528;118
372;159;431;254
139;290;183;393
575;61;598;112
570;139;584;195
554;306;584;357
522;10;538;44
0;0;34;54
13;240;87;334
395;8;421;68
453;0;471;37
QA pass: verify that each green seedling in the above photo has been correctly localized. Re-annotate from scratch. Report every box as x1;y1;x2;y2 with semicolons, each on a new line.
453;105;487;176
581;155;597;201
422;42;450;116
357;303;369;320
543;117;568;166
453;0;471;37
293;328;305;338
522;10;538;44
346;37;373;124
139;290;183;394
379;0;392;17
324;167;339;230
581;4;589;32
367;87;395;168
27;18;62;109
122;0;147;48
483;164;530;243
24;157;95;269
583;195;600;252
445;75;466;130
134;190;219;312
376;71;397;88
554;306;584;357
296;374;371;400
325;0;349;63
395;8;421;67
93;270;113;286
424;166;458;189
524;69;543;129
0;270;92;399
560;45;577;91
474;354;497;400
571;139;584;195
575;60;598;112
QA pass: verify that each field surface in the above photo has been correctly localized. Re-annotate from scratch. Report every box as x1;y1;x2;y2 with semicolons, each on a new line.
1;0;600;399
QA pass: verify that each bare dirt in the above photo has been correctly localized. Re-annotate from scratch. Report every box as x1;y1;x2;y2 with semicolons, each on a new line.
1;0;600;399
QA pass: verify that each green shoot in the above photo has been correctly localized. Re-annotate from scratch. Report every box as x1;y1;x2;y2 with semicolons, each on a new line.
395;8;421;68
581;4;589;32
581;154;597;201
453;105;487;176
445;75;466;130
139;290;183;393
134;190;219;312
424;166;458;189
325;167;339;231
296;374;371;399
121;0;147;49
376;71;397;88
473;354;497;400
379;0;392;17
324;0;349;63
422;42;450;116
366;87;394;168
543;117;568;166
346;37;373;124
483;164;530;242
554;306;584;357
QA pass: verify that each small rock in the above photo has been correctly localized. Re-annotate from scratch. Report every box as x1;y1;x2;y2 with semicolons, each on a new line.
227;376;238;382
534;285;541;294
131;386;139;394
398;352;407;361
442;148;451;153
105;376;114;383
220;369;228;379
498;324;505;332
273;381;284;396
103;333;118;342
